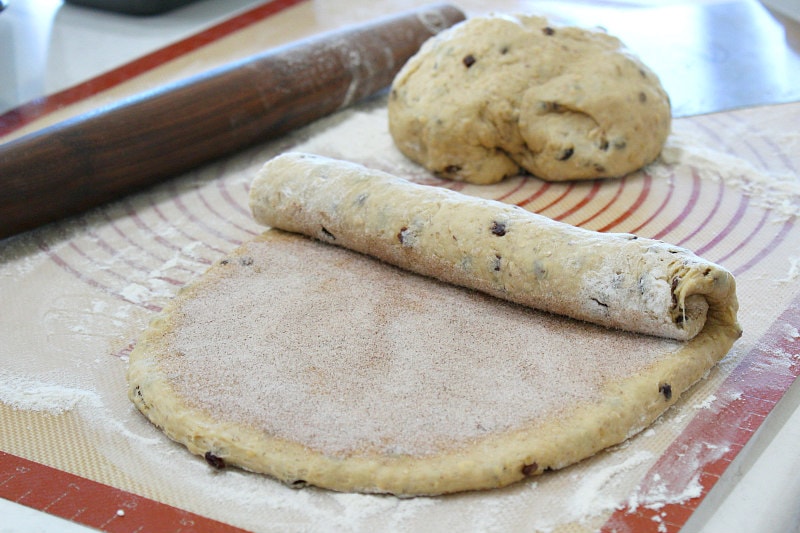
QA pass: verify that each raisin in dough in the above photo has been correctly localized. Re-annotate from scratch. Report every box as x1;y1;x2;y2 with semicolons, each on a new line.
387;14;672;184
249;153;739;342
128;228;740;496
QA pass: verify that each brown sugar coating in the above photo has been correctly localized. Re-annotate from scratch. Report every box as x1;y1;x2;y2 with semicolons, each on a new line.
158;232;679;457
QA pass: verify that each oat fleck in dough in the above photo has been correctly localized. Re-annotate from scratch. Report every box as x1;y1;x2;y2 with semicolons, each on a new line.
388;14;672;184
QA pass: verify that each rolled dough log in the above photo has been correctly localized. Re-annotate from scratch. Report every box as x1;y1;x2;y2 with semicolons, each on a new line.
249;152;740;341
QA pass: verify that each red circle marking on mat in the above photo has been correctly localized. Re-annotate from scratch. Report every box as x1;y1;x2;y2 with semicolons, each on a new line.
100;209;197;276
694;193;750;257
573;176;626;228
597;172;652;232
528;181;571;214
674;175;725;247
122;200;213;265
651;167;703;241
495;176;530;202
37;238;162;313
168;186;244;247
732;218;795;277
630;170;676;236
189;179;258;238
517;181;552;208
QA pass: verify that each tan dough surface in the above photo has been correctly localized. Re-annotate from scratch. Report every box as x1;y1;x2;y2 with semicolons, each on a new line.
127;230;738;496
387;14;672;184
249;153;739;341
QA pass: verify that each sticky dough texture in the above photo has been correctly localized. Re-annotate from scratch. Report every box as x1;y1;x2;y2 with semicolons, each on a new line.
249;153;739;341
387;14;672;184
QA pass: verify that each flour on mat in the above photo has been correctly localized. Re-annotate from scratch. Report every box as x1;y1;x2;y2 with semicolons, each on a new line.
0;372;95;414
777;256;800;284
293;106;436;182
627;437;731;516
627;472;704;512
566;450;654;518
782;323;800;341
656;123;800;220
693;394;718;410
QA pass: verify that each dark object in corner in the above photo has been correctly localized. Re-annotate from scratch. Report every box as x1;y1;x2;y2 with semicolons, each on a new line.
64;0;202;16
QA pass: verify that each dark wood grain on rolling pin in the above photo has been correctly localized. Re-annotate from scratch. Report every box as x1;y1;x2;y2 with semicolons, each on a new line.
0;4;465;240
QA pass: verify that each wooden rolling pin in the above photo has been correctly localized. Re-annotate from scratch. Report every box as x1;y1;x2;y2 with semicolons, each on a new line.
0;4;465;240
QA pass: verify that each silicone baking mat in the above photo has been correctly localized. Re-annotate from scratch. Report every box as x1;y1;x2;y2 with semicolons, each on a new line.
1;1;799;532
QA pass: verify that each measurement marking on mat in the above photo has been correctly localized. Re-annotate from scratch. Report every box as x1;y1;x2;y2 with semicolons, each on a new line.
99;513;121;529
42;489;72;511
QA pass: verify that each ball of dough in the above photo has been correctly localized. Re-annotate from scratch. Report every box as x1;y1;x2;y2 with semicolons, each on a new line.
387;14;672;184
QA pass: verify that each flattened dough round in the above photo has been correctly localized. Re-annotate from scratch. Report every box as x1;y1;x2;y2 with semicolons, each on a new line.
388;14;672;184
128;230;738;496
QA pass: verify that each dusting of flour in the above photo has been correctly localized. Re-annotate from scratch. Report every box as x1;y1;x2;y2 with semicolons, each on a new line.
656;121;800;220
0;371;95;415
